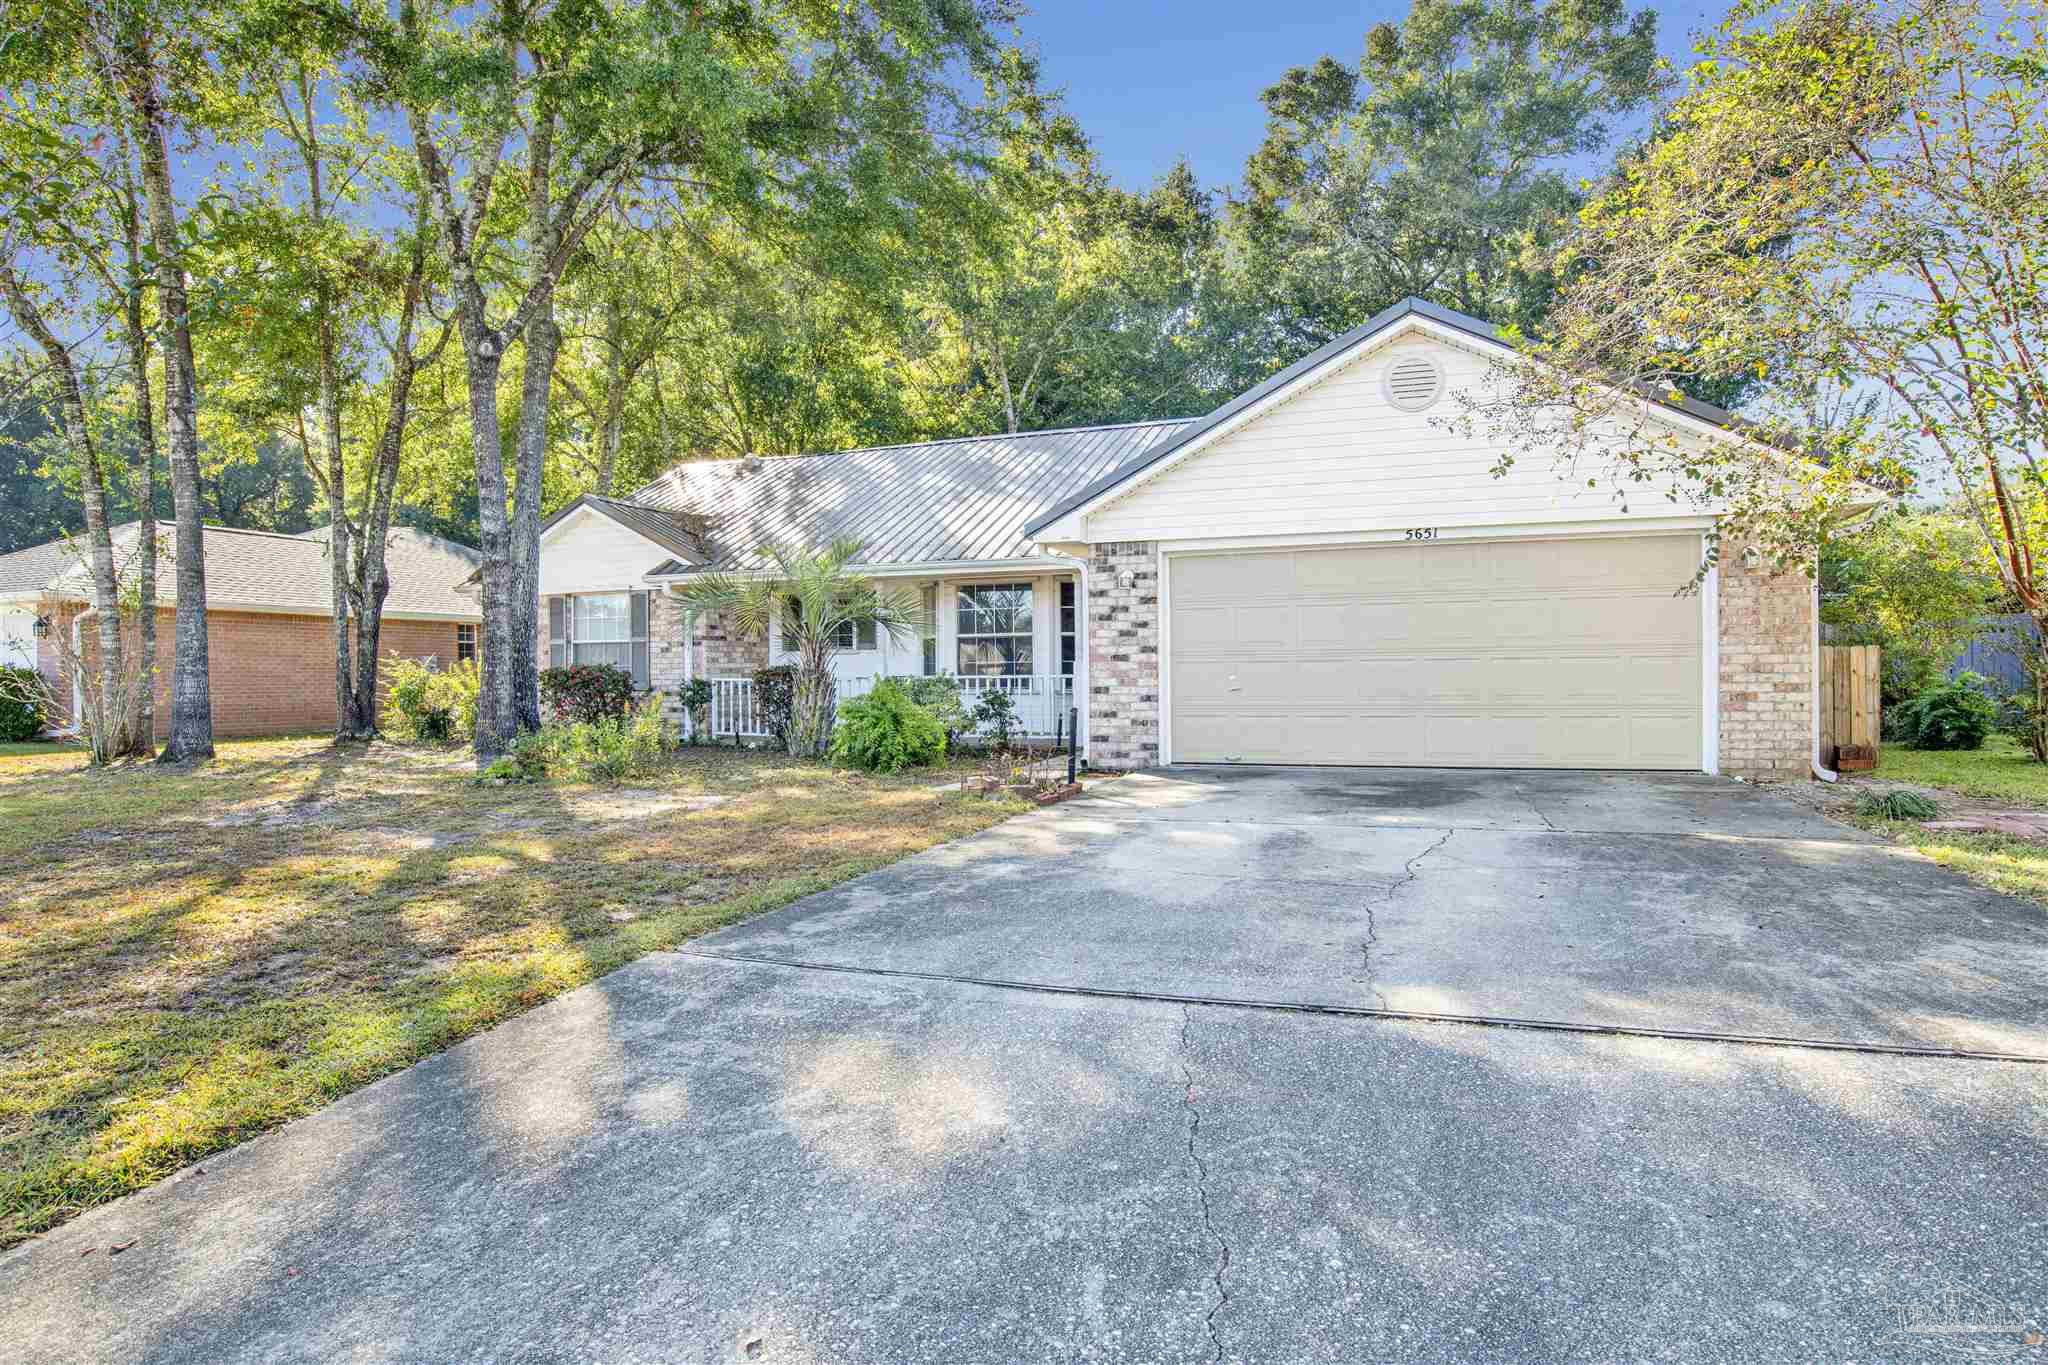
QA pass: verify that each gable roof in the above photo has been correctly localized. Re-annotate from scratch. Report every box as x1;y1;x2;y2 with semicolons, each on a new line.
548;495;711;563
0;524;482;619
1021;296;1754;538
621;419;1193;574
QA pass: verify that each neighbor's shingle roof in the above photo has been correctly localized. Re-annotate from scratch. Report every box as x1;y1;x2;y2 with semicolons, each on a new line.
626;419;1194;574
3;523;481;618
0;536;86;596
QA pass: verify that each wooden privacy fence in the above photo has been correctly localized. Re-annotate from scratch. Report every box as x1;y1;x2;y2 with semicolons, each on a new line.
1820;644;1881;770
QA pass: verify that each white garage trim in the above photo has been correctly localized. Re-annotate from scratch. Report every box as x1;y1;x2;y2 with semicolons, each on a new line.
1157;529;1718;772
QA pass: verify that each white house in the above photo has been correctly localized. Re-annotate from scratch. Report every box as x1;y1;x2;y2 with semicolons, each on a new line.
534;298;1876;778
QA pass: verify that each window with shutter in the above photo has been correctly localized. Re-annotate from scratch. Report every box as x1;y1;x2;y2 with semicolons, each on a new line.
563;591;650;687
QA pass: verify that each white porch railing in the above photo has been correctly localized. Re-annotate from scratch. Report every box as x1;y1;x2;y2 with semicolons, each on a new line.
842;673;1077;740
699;676;769;739
691;673;1077;742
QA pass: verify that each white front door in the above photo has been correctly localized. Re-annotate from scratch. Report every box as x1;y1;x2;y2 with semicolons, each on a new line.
0;609;35;670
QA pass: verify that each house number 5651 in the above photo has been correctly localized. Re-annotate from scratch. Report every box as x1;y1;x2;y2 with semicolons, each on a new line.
1405;527;1438;541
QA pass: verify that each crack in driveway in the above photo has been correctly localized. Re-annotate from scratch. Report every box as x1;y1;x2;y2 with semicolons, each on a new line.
1360;829;1454;1009
1178;1005;1231;1362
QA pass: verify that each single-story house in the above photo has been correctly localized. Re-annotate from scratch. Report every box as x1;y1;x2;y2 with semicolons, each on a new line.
536;298;1878;779
0;523;482;738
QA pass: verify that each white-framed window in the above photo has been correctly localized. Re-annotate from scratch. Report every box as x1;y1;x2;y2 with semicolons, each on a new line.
456;623;477;663
547;591;650;687
781;596;873;652
957;583;1032;676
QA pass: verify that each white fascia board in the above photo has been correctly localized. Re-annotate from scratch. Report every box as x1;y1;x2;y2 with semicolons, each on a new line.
648;556;1076;587
1154;516;1717;555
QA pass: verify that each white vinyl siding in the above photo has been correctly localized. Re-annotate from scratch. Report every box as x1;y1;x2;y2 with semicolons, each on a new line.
538;507;673;595
1084;336;1708;543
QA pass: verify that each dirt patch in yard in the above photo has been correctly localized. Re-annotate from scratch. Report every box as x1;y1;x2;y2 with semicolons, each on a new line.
0;739;1022;1249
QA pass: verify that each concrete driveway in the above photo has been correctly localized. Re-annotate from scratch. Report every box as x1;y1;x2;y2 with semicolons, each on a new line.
701;766;2048;1056
5;768;2046;1363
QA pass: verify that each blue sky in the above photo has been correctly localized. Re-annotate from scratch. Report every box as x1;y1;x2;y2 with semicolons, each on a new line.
1020;0;1738;195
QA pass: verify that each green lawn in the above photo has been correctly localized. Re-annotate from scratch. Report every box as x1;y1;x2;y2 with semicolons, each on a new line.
1841;737;2048;908
1874;736;2048;805
0;738;1022;1248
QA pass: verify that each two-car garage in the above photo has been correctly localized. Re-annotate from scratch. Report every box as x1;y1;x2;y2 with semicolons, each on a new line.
1165;534;1706;770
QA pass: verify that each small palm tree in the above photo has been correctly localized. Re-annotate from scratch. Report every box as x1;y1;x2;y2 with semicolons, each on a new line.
676;537;923;757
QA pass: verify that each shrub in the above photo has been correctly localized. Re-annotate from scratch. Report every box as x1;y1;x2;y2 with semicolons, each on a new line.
905;673;966;741
1856;789;1941;821
971;687;1018;751
2001;686;2048;763
540;663;636;726
1897;671;1998;751
0;666;44;742
752;665;796;746
830;678;946;773
383;656;480;744
552;700;674;784
676;677;713;741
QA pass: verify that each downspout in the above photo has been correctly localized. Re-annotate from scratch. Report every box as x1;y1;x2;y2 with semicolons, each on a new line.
1811;574;1838;783
69;605;95;737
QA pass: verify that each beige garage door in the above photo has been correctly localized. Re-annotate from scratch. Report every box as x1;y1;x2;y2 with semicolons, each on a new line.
1168;535;1703;769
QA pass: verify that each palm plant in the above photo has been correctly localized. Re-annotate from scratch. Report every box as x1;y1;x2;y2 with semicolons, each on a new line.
675;537;923;757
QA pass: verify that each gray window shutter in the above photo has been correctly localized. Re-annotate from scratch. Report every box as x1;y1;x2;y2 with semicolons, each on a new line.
548;596;569;668
857;619;876;649
630;592;651;689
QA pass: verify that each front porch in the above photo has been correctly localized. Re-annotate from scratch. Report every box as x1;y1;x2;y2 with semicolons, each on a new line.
693;672;1080;744
680;567;1086;747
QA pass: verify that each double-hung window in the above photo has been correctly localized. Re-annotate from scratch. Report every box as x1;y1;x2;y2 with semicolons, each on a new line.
456;623;478;664
956;583;1032;677
547;591;650;688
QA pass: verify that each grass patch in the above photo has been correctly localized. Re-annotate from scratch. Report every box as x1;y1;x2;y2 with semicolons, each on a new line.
0;738;1021;1247
1840;820;2048;909
1877;736;2048;806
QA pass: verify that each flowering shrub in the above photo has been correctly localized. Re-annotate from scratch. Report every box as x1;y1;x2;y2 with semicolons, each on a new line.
383;656;480;744
540;663;635;726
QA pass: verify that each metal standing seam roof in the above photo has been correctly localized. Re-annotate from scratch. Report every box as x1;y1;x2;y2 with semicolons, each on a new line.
0;523;483;618
624;418;1196;574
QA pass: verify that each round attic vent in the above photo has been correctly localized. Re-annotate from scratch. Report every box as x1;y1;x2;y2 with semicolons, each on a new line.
1381;353;1445;412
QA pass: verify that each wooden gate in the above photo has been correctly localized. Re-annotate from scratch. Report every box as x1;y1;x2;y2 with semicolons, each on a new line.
1819;645;1881;769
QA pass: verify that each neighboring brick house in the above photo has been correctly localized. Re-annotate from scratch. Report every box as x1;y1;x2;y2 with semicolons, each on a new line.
0;524;482;738
534;298;1880;779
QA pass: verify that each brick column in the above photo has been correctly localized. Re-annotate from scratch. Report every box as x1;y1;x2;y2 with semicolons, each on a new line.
649;591;689;727
1717;549;1815;781
1086;541;1161;769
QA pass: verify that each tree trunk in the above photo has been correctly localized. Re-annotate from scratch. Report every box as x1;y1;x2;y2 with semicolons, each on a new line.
122;237;159;755
346;244;433;739
296;67;357;742
126;35;212;762
511;302;558;737
0;260;127;760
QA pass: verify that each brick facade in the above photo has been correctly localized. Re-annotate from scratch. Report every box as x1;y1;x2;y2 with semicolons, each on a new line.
41;605;469;738
695;607;768;679
1716;550;1815;781
1085;541;1161;769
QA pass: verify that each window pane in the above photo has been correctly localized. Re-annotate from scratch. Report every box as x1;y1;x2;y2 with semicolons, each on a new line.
573;641;632;670
573;593;630;643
